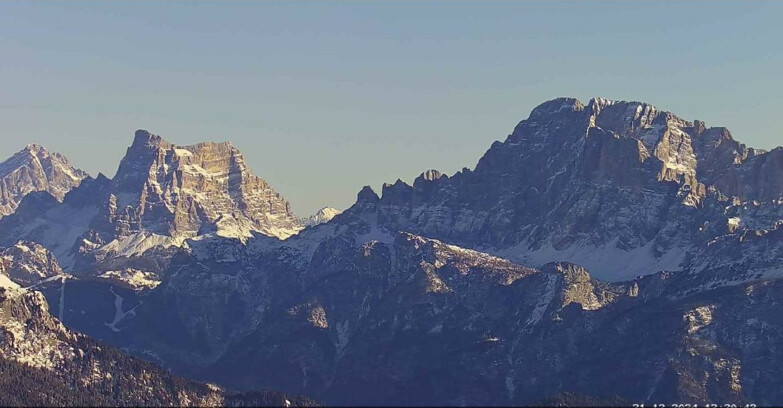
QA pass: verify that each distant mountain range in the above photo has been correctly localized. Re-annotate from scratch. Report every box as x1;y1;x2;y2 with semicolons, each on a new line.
1;97;782;406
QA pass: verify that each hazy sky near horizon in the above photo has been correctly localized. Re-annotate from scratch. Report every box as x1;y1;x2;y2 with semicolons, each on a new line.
1;1;782;215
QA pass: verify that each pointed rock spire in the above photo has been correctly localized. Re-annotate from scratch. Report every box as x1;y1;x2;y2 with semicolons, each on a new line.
357;185;380;203
132;129;172;149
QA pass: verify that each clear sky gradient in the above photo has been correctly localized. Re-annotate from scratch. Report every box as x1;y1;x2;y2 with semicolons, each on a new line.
1;1;781;215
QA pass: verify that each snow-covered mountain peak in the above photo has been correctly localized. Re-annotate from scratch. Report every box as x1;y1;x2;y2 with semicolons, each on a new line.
0;97;780;406
337;96;783;283
302;207;342;227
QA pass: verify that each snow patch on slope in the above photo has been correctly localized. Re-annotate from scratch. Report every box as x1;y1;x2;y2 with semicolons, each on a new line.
10;204;99;270
98;269;161;290
355;223;394;246
525;273;557;328
98;232;187;258
497;238;687;282
105;286;140;333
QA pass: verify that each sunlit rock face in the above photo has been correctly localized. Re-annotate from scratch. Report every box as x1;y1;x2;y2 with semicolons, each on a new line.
0;144;87;218
112;130;302;240
0;130;303;281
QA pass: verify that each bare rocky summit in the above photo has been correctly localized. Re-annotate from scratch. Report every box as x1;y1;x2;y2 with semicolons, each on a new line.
114;130;302;240
0;144;87;218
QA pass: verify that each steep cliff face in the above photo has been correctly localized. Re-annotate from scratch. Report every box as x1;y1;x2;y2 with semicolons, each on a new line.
712;147;783;201
0;144;88;218
112;131;301;240
0;131;303;281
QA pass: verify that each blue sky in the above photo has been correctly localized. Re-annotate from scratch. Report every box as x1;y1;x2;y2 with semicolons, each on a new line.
1;1;781;215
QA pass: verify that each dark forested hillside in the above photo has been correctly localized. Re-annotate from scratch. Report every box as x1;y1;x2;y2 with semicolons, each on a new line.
0;285;318;407
0;355;317;407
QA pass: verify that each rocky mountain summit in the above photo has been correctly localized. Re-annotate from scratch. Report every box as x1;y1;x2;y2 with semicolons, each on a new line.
0;130;303;284
0;144;87;218
114;131;302;240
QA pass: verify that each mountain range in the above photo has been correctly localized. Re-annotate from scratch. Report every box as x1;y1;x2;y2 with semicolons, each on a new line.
0;97;782;406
